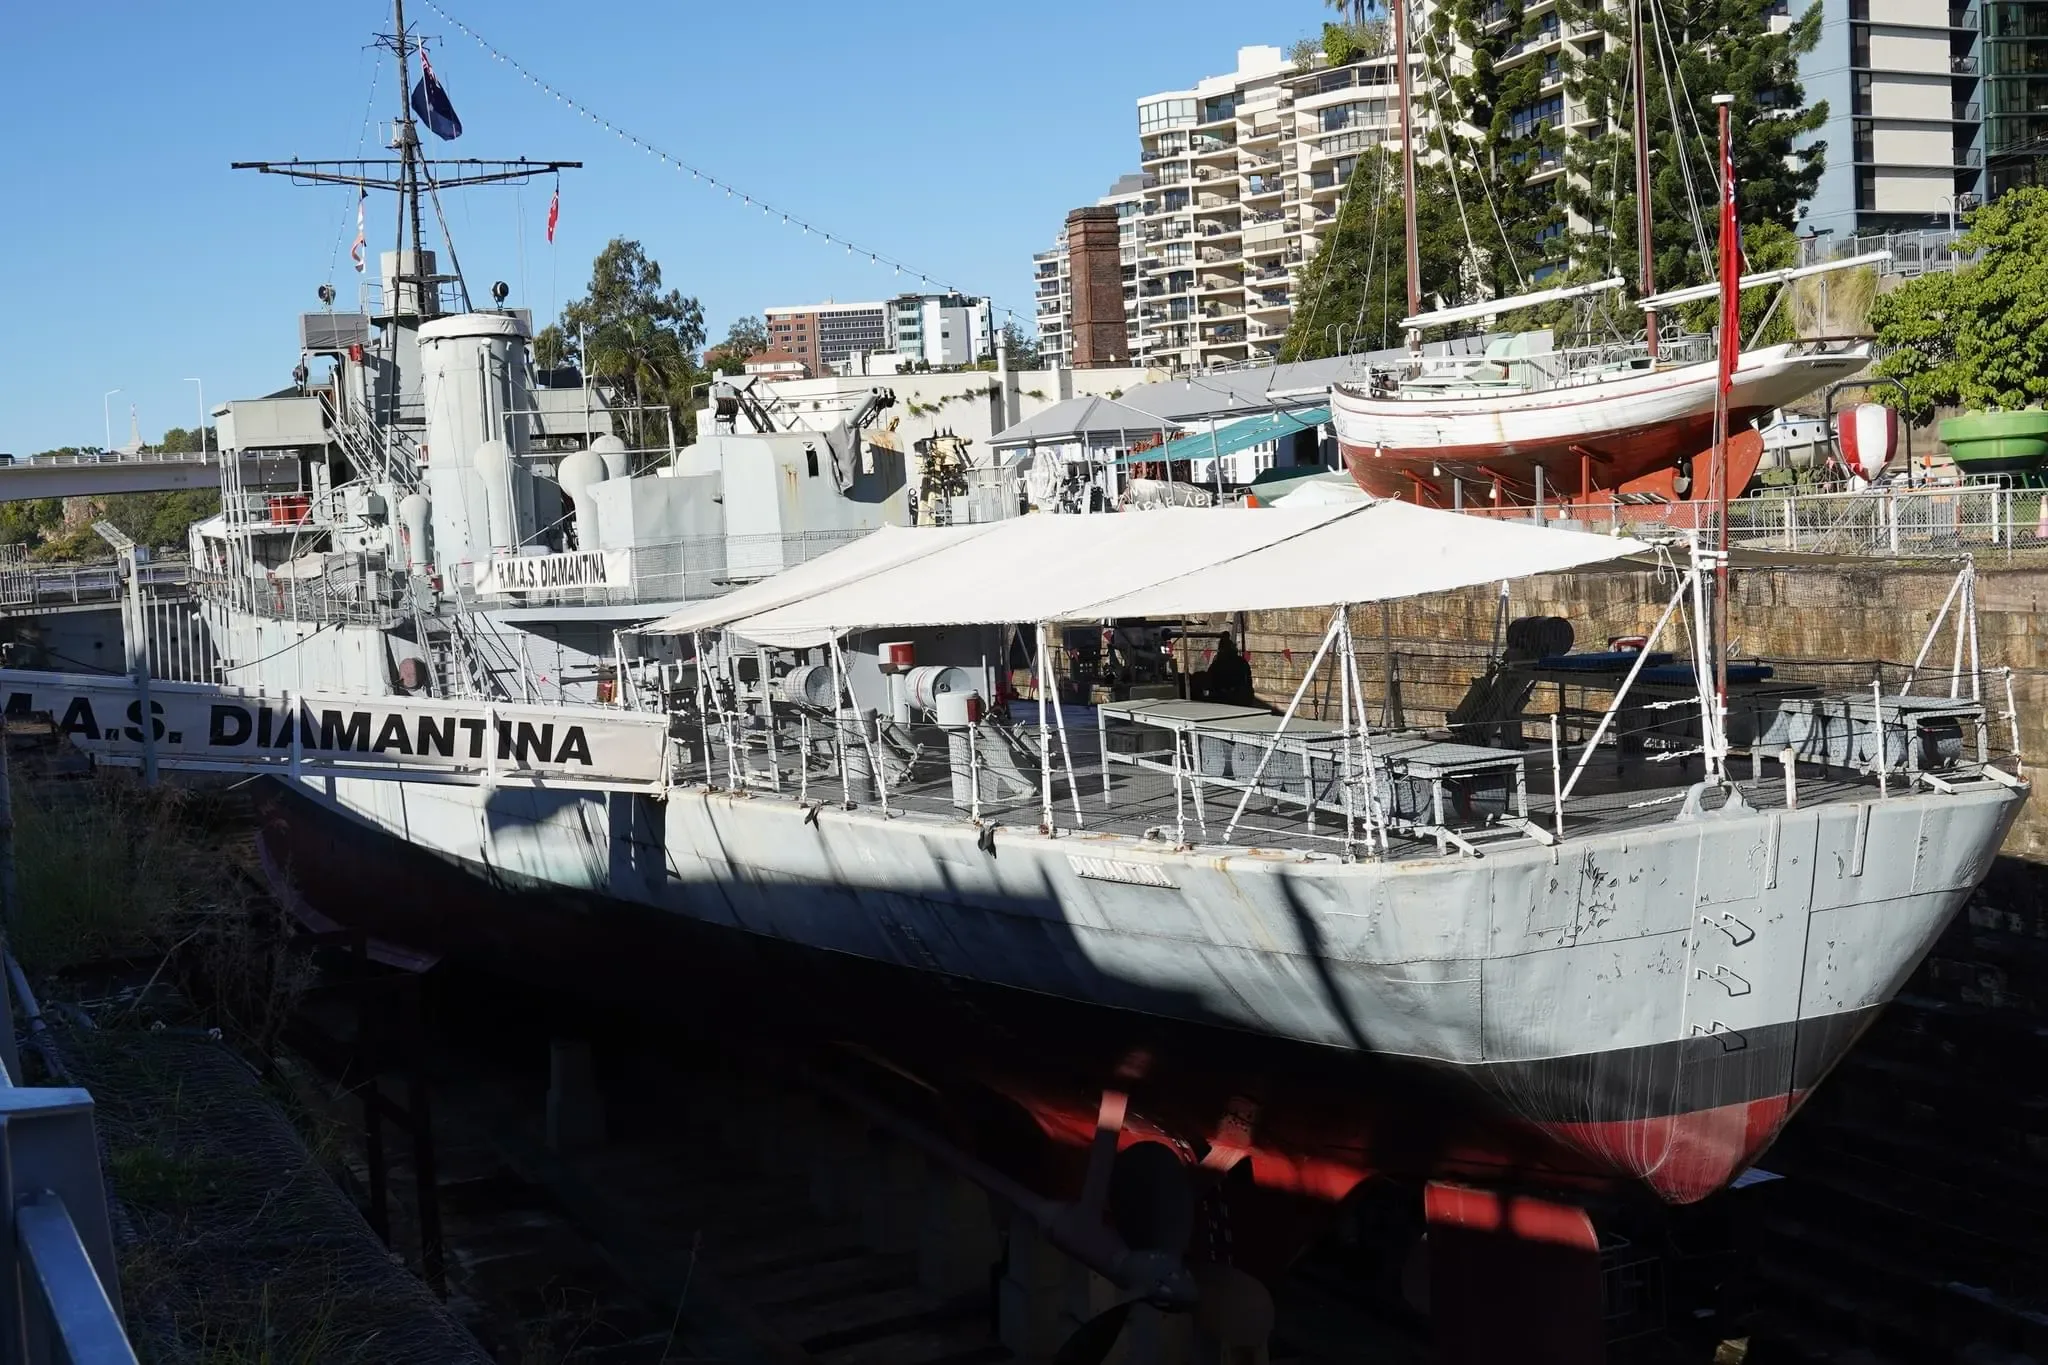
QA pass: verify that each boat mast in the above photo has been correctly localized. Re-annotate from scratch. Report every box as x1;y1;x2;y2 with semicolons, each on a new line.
390;0;430;317
1710;94;1734;743
1631;0;1658;359
1392;0;1422;330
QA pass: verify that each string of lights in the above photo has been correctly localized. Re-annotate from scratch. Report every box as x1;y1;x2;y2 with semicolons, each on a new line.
417;0;1020;326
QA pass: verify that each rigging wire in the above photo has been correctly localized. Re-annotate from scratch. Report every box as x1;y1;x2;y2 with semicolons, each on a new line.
416;0;1020;326
1408;32;1489;307
1657;0;1739;269
1646;0;1713;274
326;55;384;284
1419;20;1527;295
1348;142;1392;344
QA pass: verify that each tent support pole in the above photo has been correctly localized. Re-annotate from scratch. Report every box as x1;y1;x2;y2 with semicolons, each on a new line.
1035;623;1053;831
1337;609;1357;859
1044;622;1084;827
692;632;713;788
1339;608;1386;852
1226;608;1343;844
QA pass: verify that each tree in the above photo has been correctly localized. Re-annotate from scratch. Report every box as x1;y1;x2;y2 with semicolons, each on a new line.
1870;187;2048;420
541;239;707;449
1559;0;1828;297
998;321;1041;370
708;316;770;375
1280;150;1471;360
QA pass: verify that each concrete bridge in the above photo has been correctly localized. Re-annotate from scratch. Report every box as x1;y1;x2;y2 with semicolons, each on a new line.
0;450;298;501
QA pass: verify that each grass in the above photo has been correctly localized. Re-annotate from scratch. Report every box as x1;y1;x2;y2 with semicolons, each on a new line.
6;766;481;1362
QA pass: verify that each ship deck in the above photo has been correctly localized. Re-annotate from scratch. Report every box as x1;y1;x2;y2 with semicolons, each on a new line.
713;709;1939;864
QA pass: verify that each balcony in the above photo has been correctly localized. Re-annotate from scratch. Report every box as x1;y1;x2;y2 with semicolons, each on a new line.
1198;222;1241;238
1143;139;1188;163
1952;5;1977;27
1954;54;1980;74
1957;100;1982;121
1957;145;1984;166
1198;275;1244;294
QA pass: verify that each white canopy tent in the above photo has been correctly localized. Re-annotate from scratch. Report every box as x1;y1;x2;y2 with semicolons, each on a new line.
664;504;1654;646
709;506;1360;648
1075;502;1655;618
637;522;996;637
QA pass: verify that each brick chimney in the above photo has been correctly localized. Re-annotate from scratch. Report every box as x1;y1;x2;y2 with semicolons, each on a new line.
1065;207;1128;369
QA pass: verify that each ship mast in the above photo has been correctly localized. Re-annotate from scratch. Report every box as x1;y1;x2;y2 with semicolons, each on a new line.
1392;0;1422;330
390;0;431;317
1631;0;1658;359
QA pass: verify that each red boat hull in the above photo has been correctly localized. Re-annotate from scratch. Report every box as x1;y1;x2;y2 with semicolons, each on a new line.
1345;423;1768;508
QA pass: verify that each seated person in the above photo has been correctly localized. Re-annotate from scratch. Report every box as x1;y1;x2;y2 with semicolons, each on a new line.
1206;634;1255;706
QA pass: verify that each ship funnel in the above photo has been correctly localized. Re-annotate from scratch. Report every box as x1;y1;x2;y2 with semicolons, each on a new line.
419;312;531;572
591;434;630;481
557;446;608;550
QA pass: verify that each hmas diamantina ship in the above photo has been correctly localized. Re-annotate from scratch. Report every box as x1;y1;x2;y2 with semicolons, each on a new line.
95;4;2030;1350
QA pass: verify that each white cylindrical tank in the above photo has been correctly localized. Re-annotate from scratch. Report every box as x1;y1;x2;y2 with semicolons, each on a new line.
557;446;608;550
397;493;433;576
906;665;973;712
474;438;516;554
591;433;630;481
777;663;836;709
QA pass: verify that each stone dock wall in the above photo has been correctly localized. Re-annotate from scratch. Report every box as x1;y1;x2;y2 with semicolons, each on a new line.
1239;560;2048;859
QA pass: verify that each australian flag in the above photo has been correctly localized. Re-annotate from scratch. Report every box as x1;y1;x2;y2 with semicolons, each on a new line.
411;48;462;141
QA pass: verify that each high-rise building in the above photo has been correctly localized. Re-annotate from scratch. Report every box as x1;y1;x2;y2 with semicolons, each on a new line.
1033;45;1423;373
1982;2;2048;199
1799;0;1987;236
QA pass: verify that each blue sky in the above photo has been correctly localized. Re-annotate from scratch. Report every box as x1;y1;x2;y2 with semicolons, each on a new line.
0;0;1332;455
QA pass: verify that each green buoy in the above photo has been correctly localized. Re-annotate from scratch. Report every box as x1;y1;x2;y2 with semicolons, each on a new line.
1939;409;2048;478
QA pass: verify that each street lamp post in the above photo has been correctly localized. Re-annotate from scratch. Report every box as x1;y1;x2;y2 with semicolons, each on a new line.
101;389;121;457
184;378;207;458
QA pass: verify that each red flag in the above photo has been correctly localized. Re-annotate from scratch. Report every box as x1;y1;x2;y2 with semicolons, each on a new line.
1717;106;1740;394
546;188;559;244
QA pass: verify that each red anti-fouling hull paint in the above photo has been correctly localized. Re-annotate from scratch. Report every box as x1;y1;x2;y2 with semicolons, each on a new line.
253;781;1853;1220
1538;1093;1801;1205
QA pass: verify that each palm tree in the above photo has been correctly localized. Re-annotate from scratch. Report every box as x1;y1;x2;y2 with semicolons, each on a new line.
587;315;697;453
1323;0;1391;56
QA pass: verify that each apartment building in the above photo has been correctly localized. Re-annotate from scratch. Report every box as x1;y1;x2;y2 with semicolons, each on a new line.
764;301;889;376
1032;45;1426;373
769;293;999;375
1982;1;2048;199
1130;45;1429;370
1797;0;1985;235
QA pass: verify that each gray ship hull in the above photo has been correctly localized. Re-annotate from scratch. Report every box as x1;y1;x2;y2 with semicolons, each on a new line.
255;762;2023;1206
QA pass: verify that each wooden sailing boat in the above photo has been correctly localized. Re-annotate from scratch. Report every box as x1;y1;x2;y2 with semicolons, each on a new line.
1332;0;1874;509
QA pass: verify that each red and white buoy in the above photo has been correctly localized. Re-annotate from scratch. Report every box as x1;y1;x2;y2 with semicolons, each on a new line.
1835;403;1899;485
